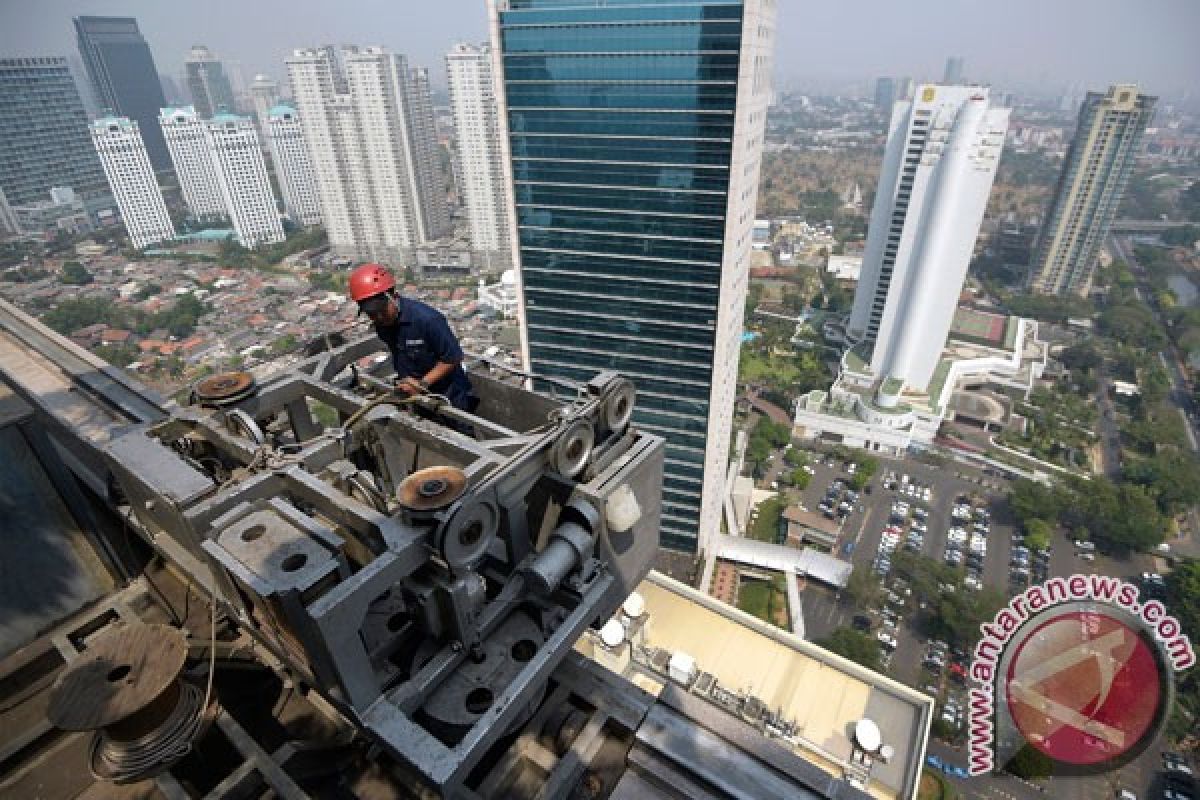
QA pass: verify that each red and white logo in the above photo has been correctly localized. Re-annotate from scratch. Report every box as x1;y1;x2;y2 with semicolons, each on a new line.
1004;610;1163;766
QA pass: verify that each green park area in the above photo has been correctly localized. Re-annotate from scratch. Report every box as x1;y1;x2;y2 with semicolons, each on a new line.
736;573;789;629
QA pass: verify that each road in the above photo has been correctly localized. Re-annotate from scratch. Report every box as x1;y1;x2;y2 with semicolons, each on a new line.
1110;234;1199;455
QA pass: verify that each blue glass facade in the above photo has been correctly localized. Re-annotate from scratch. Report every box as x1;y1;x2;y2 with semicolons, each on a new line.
495;0;746;551
0;58;107;206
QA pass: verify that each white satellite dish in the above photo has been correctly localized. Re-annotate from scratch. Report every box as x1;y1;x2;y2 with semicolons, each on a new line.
600;619;624;649
854;718;882;753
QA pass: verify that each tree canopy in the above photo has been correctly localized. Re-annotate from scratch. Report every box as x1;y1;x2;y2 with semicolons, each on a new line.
816;627;881;671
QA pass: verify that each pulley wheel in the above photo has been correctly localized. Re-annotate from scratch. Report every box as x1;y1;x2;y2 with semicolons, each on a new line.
437;497;499;569
397;466;468;512
553;419;594;479
604;378;636;434
224;409;265;446
194;371;256;406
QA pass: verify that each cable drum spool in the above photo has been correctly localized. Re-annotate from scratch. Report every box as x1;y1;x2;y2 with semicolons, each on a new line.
193;371;257;407
46;624;218;784
397;466;468;513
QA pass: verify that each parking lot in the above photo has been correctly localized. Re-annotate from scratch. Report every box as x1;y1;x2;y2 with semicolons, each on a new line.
762;446;1174;799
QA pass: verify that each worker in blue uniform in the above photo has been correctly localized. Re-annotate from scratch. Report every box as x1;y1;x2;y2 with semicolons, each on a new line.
348;263;476;411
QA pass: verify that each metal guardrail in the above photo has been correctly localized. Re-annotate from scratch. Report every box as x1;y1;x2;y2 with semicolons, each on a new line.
0;297;168;425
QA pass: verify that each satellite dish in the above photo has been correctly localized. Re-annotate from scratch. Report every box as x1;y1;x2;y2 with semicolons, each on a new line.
854;718;882;753
600;619;624;649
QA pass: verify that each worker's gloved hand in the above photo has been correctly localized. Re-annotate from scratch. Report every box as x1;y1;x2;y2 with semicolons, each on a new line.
394;377;427;397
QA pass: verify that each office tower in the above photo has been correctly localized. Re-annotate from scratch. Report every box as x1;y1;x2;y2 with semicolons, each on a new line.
489;0;777;554
74;16;170;170
847;85;1009;392
874;76;896;112
184;45;236;118
896;76;915;102
943;56;965;85
265;105;322;226
90;116;175;249
160;106;226;220
286;46;449;265
204;113;284;248
249;74;280;130
0;57;107;207
0;187;18;235
446;42;512;269
1031;84;1156;296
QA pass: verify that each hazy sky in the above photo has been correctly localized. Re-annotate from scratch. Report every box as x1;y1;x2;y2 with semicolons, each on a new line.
2;1;1197;99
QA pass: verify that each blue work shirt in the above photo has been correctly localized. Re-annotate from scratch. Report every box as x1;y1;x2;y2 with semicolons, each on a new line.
375;297;475;410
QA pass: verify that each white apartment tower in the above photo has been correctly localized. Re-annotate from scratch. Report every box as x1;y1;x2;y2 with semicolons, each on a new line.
446;43;511;269
266;105;322;226
159;106;226;221
848;85;1009;394
286;46;449;266
204;113;284;248
90;115;174;249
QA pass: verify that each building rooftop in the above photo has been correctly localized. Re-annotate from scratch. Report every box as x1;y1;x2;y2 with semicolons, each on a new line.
588;571;933;799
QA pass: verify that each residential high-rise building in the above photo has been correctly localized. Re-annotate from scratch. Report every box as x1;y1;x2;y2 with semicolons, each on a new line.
848;85;1009;392
406;66;451;239
160;106;226;221
286;46;449;265
874;76;895;113
74;16;170;170
489;0;776;554
266;105;322;227
204;113;284;249
0;57;108;207
1031;84;1156;296
446;42;511;270
184;45;236;119
90;115;175;249
249;74;280;130
943;56;965;85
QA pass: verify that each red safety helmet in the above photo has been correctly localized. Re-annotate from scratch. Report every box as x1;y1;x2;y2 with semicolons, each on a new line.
348;263;395;302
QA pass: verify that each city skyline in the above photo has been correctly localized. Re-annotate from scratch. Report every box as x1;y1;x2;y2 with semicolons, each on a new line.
0;1;1197;101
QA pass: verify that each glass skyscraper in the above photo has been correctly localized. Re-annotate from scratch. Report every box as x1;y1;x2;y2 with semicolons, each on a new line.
490;0;775;552
0;57;107;208
74;16;170;171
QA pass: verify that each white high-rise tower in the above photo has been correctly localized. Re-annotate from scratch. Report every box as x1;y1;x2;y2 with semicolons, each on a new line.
446;42;511;270
159;106;226;221
204;113;283;248
266;105;321;227
90;115;174;249
848;85;1009;393
286;46;449;266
